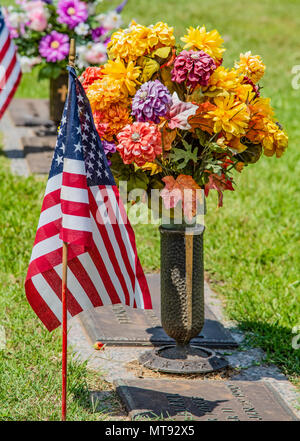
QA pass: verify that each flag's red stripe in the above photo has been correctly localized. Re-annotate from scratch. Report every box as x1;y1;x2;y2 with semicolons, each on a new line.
88;245;121;305
0;36;10;63
62;172;87;189
34;218;61;246
42;269;83;316
61;198;90;218
67;256;103;308
59;228;93;247
26;243;85;281
101;186;136;293
41;189;61;211
0;69;21;120
25;279;60;332
112;186;152;308
88;188;131;306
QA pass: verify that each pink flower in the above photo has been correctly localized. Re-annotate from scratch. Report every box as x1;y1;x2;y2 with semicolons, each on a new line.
24;1;48;32
116;122;162;166
167;92;198;130
39;31;70;62
85;43;108;65
172;50;216;88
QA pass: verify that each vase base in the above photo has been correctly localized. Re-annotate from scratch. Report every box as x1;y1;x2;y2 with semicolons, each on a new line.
139;345;228;374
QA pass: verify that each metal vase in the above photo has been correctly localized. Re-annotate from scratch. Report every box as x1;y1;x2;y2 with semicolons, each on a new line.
160;224;205;347
139;222;228;374
49;73;68;126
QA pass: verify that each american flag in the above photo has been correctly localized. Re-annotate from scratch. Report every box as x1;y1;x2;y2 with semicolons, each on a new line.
25;67;152;332
0;8;21;120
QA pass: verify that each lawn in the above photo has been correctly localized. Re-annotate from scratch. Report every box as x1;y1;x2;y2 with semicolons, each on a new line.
0;0;300;420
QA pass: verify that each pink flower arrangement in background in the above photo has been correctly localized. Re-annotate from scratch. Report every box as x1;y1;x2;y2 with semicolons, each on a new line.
4;0;129;78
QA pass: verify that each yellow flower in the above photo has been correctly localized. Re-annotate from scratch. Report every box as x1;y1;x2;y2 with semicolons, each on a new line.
235;51;265;84
107;21;175;62
234;83;256;104
181;26;225;61
262;119;288;158
102;58;141;96
206;94;250;138
107;24;150;61
203;66;241;96
138;162;162;175
150;21;176;47
87;76;129;113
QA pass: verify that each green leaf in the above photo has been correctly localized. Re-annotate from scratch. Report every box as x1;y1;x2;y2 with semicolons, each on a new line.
152;47;171;59
138;57;160;82
170;140;198;170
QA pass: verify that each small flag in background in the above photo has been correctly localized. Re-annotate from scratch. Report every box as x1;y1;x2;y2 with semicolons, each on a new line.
25;67;152;331
0;8;21;120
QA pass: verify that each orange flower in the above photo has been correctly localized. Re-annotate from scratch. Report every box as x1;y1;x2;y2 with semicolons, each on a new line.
188;101;217;134
80;66;104;92
93;103;132;141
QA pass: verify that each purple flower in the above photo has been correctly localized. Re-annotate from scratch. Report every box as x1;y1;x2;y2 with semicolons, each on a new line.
39;31;69;62
171;50;216;89
115;0;128;14
57;0;88;29
102;140;117;155
101;140;116;165
132;80;172;124
91;26;107;42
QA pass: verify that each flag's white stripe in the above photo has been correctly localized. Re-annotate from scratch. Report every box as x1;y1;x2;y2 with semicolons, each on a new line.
78;253;112;306
44;173;62;197
31;274;71;322
0;26;9;51
91;186;135;307
0;42;15;81
62;213;92;232
64;158;86;175
30;233;62;262
90;214;126;304
38;204;61;229
107;187;145;309
61;186;89;204
54;263;94;310
0;62;20;108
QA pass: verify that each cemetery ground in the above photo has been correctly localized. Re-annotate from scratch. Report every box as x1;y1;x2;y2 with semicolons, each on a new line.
0;0;300;421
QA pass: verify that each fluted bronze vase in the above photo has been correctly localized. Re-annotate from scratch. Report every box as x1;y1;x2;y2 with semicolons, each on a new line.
139;221;228;374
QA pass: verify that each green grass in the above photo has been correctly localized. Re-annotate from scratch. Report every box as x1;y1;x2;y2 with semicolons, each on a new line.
0;154;124;420
0;0;300;420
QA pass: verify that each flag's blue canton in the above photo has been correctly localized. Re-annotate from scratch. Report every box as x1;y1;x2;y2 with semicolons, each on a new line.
49;67;115;187
0;11;6;34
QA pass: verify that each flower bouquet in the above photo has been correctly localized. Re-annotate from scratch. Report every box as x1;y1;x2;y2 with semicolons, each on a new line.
83;21;288;223
3;0;128;78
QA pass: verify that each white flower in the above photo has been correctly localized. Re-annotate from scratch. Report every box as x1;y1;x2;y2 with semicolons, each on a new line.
18;56;41;74
7;11;27;29
74;22;90;36
96;11;123;31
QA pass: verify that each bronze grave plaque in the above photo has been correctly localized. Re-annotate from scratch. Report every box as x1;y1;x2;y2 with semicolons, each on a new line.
22;136;56;174
115;379;298;421
9;99;52;127
77;274;238;348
